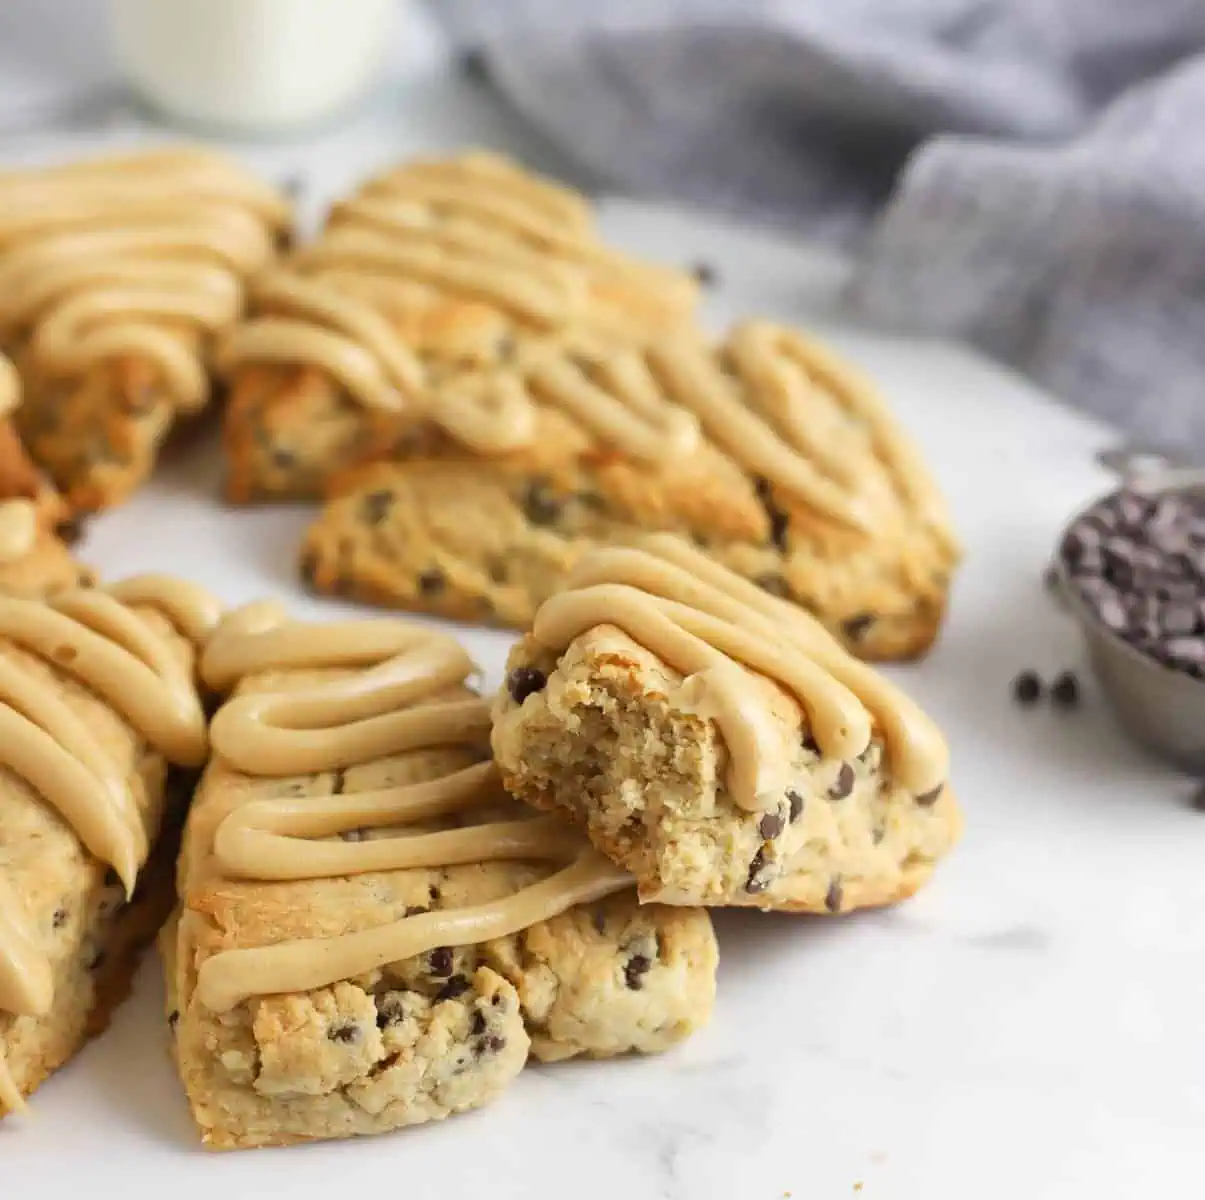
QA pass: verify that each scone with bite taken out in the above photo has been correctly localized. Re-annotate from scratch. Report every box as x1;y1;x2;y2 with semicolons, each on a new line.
492;535;961;910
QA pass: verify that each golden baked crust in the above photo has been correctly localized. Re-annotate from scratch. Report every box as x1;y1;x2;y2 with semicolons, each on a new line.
170;660;716;1150
219;151;698;503
494;624;961;911
300;324;958;660
0;598;207;1116
0;148;291;511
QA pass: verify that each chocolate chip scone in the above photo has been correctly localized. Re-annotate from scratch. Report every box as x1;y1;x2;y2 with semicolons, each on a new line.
492;536;961;910
0;575;219;1116
303;321;959;661
168;603;716;1150
217;150;698;502
0;148;291;511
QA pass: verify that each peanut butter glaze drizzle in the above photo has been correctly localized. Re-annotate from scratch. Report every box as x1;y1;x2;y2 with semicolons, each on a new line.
0;575;218;1112
192;602;628;1014
0;148;290;413
215;151;698;440
531;534;949;809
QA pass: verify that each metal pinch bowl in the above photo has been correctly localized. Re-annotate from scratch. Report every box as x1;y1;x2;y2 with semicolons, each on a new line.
1053;466;1205;774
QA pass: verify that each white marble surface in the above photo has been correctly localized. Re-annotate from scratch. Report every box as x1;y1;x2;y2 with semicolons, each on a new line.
3;20;1203;1200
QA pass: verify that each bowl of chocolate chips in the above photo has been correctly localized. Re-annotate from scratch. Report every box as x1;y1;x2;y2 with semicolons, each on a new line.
1055;475;1205;772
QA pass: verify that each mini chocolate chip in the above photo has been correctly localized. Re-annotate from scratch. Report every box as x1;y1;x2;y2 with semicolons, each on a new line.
844;613;876;641
691;261;718;287
523;481;562;526
592;911;607;935
787;790;804;823
168;1009;180;1030
872;825;886;845
1050;671;1080;709
916;783;944;807
755;573;791;599
429;884;442;902
360;489;394;525
377;998;406;1028
428;947;454;977
829;762;855;800
470;1010;487;1035
436;975;471;1001
507;665;547;704
482;1033;506;1053
418;569;445;596
824;879;844;913
55;516;85;546
759;812;784;839
746;847;769;893
329;1023;361;1044
52;908;67;929
801;733;819;754
624;954;652;990
1012;671;1042;705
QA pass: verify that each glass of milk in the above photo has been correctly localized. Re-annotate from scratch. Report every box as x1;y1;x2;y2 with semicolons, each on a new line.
111;0;395;134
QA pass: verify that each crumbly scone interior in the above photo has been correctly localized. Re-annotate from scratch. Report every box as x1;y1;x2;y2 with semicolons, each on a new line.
0;576;219;1114
0;148;291;509
492;535;960;909
170;602;715;1149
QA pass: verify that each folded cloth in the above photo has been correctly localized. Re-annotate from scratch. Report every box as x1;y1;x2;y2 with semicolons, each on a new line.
428;0;1205;458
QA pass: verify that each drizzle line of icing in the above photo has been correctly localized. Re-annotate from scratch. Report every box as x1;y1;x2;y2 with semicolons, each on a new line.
191;603;628;1013
215;151;696;424
530;534;949;809
0;575;217;1111
0;148;290;413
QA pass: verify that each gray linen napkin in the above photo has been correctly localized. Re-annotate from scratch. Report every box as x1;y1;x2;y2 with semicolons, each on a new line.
429;0;1205;459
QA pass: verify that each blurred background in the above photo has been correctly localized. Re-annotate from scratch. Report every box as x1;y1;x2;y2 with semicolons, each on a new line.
3;0;1205;458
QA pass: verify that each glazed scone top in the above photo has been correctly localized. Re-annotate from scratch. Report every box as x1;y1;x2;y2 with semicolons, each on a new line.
529;535;950;808
190;602;629;1013
214;151;698;413
0;148;291;412
0;575;218;1106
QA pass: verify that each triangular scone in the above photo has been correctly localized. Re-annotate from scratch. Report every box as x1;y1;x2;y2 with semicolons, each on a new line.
169;603;715;1150
0;576;218;1116
218;151;698;501
492;536;961;910
0;148;291;511
303;322;959;661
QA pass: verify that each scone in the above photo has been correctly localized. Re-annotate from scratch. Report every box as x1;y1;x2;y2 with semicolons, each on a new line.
0;148;291;511
303;321;959;660
217;150;698;502
0;355;90;596
169;603;716;1150
492;535;961;909
0;575;219;1116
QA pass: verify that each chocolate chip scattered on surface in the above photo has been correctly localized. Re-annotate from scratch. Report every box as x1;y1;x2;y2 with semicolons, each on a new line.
1050;671;1081;709
1012;670;1043;706
507;665;547;704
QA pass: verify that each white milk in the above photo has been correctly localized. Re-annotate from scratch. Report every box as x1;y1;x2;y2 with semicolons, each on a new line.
111;0;394;134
